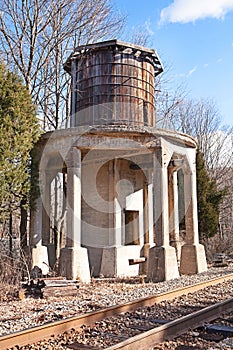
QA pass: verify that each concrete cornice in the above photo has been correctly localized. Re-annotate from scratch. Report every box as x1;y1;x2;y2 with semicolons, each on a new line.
38;125;197;149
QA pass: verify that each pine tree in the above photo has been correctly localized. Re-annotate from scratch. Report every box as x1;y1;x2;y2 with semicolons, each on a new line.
196;149;227;242
0;63;41;246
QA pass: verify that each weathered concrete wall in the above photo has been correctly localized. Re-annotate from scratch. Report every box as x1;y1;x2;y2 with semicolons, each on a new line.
100;246;142;277
81;159;114;247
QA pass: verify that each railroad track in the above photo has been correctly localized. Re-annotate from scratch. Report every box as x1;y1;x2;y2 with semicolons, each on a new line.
105;298;233;350
1;273;233;350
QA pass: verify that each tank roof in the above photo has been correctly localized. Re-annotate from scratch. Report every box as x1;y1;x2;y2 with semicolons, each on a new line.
64;39;163;76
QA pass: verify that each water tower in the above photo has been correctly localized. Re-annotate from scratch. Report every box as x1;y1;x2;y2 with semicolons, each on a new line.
30;40;207;282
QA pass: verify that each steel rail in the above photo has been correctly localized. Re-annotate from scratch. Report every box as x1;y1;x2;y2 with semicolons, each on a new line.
1;273;233;350
106;298;233;350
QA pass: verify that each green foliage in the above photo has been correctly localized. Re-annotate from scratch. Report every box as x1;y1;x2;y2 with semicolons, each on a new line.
196;149;227;241
0;63;41;220
29;148;41;210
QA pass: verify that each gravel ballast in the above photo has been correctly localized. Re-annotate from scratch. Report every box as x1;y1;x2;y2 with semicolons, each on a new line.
1;264;233;349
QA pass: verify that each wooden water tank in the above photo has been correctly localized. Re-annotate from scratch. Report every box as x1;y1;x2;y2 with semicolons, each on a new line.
64;40;163;127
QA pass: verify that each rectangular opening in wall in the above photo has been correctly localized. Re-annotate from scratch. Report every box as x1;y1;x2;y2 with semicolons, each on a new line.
125;210;140;245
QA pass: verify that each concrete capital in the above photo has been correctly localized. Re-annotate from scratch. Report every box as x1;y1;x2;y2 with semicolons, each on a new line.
66;147;81;169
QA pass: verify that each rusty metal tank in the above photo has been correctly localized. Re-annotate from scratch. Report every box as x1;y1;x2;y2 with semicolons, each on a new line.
64;40;163;128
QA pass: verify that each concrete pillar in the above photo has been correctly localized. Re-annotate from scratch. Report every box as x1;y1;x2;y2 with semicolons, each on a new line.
109;159;116;246
140;178;151;275
168;170;181;264
143;180;149;244
180;170;207;274
30;182;49;275
30;196;43;247
42;171;52;246
46;171;64;268
60;147;90;282
147;146;179;281
147;183;154;246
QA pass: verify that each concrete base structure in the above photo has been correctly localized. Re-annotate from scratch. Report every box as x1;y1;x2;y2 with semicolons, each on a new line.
30;125;208;282
147;245;180;282
170;240;182;266
99;246;142;277
31;245;50;275
179;244;208;275
60;246;91;283
139;243;155;275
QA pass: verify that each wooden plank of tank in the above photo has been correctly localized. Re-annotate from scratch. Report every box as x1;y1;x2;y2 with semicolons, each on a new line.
111;55;116;122
75;66;155;125
120;54;125;123
76;62;154;79
131;57;138;125
119;54;125;121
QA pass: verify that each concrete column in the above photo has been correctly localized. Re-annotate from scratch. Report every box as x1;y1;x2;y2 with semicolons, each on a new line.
66;148;82;247
109;159;116;246
180;170;207;274
60;147;90;282
147;146;179;281
143;180;149;244
148;183;154;246
30;180;49;275
168;170;181;264
30;196;43;247
114;158;123;247
140;178;150;275
42;171;52;246
153;148;169;246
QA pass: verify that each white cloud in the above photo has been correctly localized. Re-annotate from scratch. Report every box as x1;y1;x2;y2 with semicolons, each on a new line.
159;0;233;24
188;66;197;76
175;66;197;78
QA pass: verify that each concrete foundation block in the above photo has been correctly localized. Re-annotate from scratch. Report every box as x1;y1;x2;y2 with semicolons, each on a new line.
60;246;91;283
32;245;50;275
139;243;155;275
179;243;207;275
170;240;182;266
86;247;103;277
147;245;180;282
117;246;141;277
100;246;142;277
99;247;116;277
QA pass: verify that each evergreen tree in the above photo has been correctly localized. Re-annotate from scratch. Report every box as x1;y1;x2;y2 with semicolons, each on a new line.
0;63;41;243
196;149;227;242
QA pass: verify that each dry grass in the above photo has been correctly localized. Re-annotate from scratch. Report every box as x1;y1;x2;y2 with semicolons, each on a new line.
0;254;27;301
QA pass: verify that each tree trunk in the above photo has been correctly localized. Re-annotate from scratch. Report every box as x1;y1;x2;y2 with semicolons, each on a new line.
20;197;28;249
9;212;13;258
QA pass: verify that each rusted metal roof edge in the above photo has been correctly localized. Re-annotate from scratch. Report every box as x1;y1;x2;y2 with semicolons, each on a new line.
64;39;163;75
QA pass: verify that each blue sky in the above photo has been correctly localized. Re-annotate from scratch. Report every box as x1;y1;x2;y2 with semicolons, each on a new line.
115;0;233;127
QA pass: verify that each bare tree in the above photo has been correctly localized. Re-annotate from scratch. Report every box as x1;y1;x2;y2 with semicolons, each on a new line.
128;24;153;47
0;0;124;129
160;95;233;242
156;86;186;129
0;0;125;260
168;98;233;174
